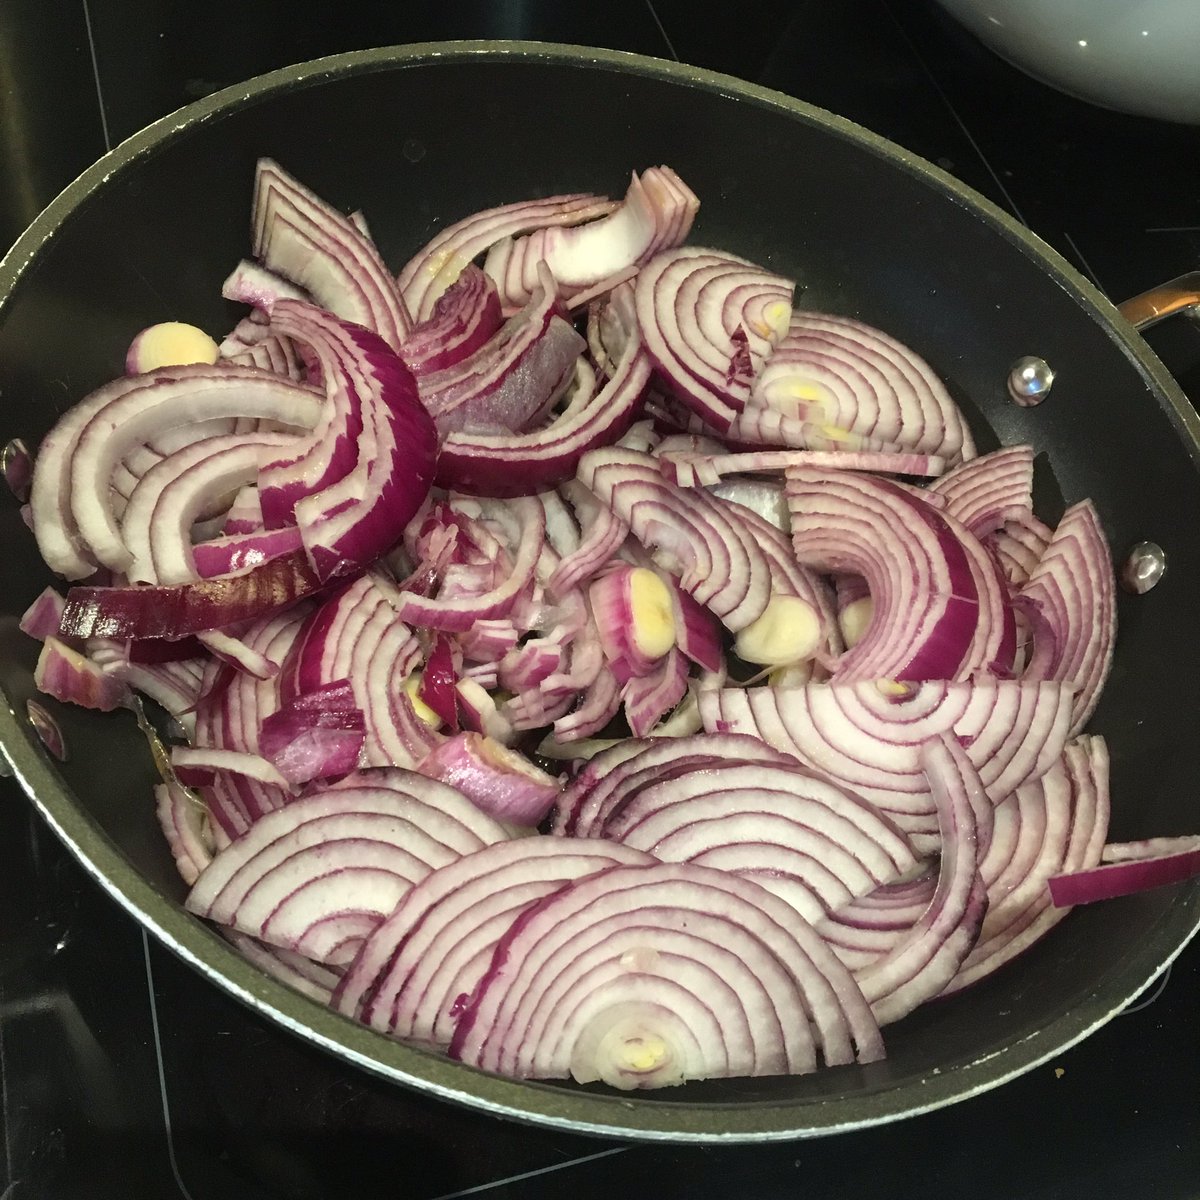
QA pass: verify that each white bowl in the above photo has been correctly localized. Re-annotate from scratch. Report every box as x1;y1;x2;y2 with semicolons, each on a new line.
934;0;1200;124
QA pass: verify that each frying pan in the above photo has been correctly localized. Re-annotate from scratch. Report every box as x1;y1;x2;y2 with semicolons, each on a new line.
0;41;1197;1142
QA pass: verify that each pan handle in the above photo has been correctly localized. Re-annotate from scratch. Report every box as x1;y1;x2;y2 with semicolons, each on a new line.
1118;271;1200;332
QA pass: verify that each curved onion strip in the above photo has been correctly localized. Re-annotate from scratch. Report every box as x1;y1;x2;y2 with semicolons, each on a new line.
252;159;412;349
154;781;214;886
1018;500;1116;735
267;303;438;579
990;511;1053;588
928;445;1034;535
402;264;503;377
333;838;655;1036
945;735;1109;992
662;449;946;488
853;735;986;1025
698;680;1074;838
486;167;698;308
393;498;544;632
635;248;793;431
223;931;341;1004
579;446;771;631
120;431;299;584
452;863;882;1080
30;365;321;578
399;192;616;322
787;467;981;681
434;293;652;497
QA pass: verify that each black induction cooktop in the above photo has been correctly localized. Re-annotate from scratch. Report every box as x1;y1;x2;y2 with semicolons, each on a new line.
1;2;1198;1197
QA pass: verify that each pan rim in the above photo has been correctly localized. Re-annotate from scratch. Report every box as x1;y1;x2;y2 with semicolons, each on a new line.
1;39;1197;1142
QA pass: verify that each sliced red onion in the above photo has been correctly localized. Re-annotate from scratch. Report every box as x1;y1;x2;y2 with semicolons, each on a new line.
89;641;205;737
579;446;771;631
434;287;652;497
787;467;983;681
928;445;1033;536
708;478;789;532
259;688;366;786
221;259;308;310
30;364;322;579
1049;835;1199;906
598;761;919;923
452;862;881;1084
223;932;342;1004
119;430;301;584
154;780;215;886
393;498;544;632
252;159;412;349
34;637;131;711
635;247;794;431
547;481;631;598
456;678;515;745
552;664;623;742
755;313;975;463
990;512;1053;588
589;565;676;681
555;732;801;838
1017;500;1116;735
699;680;1073;846
20;587;67;641
662;448;946;488
853;736;986;1025
171;746;291;788
485;167;698;309
59;548;325;640
187;769;509;964
402;265;503;377
417;733;562;827
334;838;655;1037
419;266;584;436
621;648;689;737
418;635;460;730
265;302;438;580
945;734;1109;991
399;192;616;322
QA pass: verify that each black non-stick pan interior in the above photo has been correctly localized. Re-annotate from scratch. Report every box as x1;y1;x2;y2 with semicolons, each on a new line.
0;43;1196;1140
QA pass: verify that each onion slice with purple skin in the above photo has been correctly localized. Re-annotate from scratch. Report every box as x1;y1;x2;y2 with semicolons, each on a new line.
787;466;997;681
266;302;438;580
553;732;801;838
451;862;882;1085
1017;500;1116;736
155;781;214;886
485;167;699;309
945;734;1109;991
252;159;412;349
259;686;366;786
928;445;1034;536
34;638;131;711
30;364;322;579
186;768;510;964
756;312;975;464
699;680;1074;847
223;932;341;1005
434;284;652;497
401;265;503;377
853;736;987;1025
399;192;617;322
635;247;794;432
1048;835;1200;906
621;647;690;737
594;761;920;922
333;838;656;1037
417;733;562;827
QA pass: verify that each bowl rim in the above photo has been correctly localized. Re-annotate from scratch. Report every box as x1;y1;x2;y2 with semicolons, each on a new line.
1;38;1198;1143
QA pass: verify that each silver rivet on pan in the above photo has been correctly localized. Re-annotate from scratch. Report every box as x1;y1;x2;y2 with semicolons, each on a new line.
27;699;67;761
1;437;32;501
1007;356;1055;406
1121;541;1166;594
